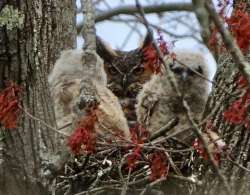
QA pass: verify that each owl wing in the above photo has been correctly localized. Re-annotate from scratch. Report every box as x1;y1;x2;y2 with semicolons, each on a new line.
95;83;130;140
137;91;159;127
136;75;174;132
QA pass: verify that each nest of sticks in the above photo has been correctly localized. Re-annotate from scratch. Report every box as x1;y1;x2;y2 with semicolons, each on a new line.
52;118;203;195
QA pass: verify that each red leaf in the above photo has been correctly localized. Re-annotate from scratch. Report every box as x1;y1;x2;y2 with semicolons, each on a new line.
67;108;97;155
237;75;248;88
126;145;142;170
223;74;250;132
142;44;161;74
142;31;170;74
157;30;169;55
226;4;250;51
148;151;168;181
192;122;226;166
0;81;22;129
209;3;250;52
192;138;208;161
223;89;250;125
129;123;149;144
223;98;246;124
126;124;150;170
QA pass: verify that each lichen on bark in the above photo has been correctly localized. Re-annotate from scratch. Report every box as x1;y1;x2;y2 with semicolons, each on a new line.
0;5;24;30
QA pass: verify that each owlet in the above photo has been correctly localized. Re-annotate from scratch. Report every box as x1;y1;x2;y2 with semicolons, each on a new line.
136;51;209;143
48;49;130;140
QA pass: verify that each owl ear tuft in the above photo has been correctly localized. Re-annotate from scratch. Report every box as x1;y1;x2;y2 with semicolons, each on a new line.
96;36;117;63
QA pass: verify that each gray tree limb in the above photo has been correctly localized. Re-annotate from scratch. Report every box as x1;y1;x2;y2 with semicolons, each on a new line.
81;0;96;50
95;3;193;22
192;0;210;44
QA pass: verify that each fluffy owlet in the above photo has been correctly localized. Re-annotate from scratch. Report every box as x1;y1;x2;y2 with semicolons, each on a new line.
96;35;154;126
136;51;209;143
48;49;130;139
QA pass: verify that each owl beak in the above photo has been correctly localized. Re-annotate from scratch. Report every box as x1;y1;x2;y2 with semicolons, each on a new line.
122;75;128;88
181;71;188;81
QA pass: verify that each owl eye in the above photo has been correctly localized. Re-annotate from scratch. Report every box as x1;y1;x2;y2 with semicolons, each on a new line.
187;68;195;76
169;62;175;68
169;60;176;68
197;66;203;74
171;67;183;74
133;66;145;75
108;66;118;75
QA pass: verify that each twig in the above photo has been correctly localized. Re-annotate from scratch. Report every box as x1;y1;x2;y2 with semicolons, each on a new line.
89;162;112;190
168;174;202;185
182;100;231;193
149;117;179;141
20;106;68;137
227;156;250;172
75;185;122;195
165;151;182;176
118;155;128;182
205;0;250;85
139;177;166;195
57;122;72;131
128;173;202;186
120;168;131;195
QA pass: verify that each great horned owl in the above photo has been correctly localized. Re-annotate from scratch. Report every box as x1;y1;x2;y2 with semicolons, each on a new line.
136;51;209;143
48;49;130;139
96;35;154;126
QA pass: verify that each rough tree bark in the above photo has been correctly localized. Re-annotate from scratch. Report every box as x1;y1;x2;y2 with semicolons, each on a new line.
0;1;76;195
195;55;250;195
194;1;250;194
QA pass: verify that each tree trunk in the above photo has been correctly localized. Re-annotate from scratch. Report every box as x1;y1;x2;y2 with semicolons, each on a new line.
0;1;76;195
195;53;250;195
191;1;250;195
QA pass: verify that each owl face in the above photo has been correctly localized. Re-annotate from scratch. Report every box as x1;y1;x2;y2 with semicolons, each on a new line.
167;52;208;94
96;35;154;99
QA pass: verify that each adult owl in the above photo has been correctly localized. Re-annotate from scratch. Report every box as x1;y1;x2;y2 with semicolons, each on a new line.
96;34;154;126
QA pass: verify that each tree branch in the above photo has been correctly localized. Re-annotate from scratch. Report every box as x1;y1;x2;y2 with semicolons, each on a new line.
77;0;101;111
81;0;96;50
77;3;193;35
192;0;210;44
94;3;193;22
149;117;179;141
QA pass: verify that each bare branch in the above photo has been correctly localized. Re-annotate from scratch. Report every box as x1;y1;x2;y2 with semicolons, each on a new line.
149;117;179;141
192;0;210;43
77;0;103;112
20;106;68;137
139;178;166;195
94;3;193;22
77;3;193;34
81;0;96;50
